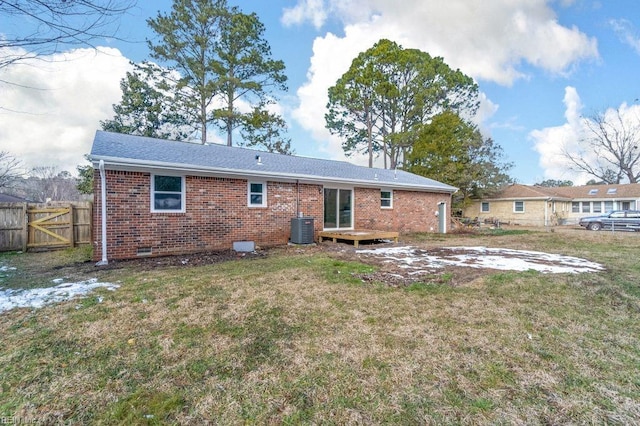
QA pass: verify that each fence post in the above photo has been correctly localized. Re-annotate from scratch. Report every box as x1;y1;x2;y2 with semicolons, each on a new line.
69;204;75;247
21;203;28;252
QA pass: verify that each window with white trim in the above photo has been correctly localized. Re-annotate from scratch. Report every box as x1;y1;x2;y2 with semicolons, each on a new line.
381;190;393;208
571;202;580;213
604;201;614;212
581;201;590;213
481;202;490;213
151;175;185;212
514;201;524;213
593;202;602;213
248;182;267;207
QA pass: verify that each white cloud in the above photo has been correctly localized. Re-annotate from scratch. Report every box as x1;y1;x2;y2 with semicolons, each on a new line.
609;19;640;55
281;0;328;29
530;87;587;183
0;47;131;175
286;0;599;164
281;0;376;29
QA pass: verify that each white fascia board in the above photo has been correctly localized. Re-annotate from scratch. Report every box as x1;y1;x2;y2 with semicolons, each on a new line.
91;156;457;194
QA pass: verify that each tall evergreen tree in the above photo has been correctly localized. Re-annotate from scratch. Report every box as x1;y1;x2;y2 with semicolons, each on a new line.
212;10;288;149
326;39;479;168
406;111;513;207
147;0;226;144
101;62;193;140
146;0;290;152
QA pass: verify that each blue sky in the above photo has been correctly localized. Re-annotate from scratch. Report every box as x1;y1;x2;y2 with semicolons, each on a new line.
1;0;639;185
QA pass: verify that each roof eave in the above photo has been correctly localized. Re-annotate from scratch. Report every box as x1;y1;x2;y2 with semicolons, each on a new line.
483;196;572;201
90;156;457;194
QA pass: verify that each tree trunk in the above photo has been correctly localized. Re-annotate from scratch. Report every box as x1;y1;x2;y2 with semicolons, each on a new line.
366;104;373;168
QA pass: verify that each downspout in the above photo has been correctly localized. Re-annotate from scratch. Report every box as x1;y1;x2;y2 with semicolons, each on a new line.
96;160;108;265
296;179;300;217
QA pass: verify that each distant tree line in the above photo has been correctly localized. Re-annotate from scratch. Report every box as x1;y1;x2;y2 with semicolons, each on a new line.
0;152;86;202
534;179;573;187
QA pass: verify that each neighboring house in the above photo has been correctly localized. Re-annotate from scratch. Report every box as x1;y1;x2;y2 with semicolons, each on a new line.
90;131;456;261
464;183;640;227
0;194;29;202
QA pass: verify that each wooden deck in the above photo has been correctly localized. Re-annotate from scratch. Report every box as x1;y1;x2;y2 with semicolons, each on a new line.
317;229;399;248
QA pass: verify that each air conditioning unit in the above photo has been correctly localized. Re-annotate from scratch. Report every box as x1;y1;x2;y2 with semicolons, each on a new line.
290;217;314;244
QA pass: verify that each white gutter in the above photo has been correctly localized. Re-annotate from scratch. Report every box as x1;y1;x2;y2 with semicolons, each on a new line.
96;160;108;265
92;157;458;194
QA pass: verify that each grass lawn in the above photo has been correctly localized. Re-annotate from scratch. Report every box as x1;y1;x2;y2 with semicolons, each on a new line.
0;229;639;424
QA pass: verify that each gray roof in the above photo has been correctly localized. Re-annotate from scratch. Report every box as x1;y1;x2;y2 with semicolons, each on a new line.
0;193;29;202
90;131;457;193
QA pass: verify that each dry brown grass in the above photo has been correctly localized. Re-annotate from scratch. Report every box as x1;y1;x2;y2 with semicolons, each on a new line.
1;228;639;424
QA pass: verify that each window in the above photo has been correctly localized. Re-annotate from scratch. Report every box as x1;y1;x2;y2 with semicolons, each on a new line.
588;189;598;195
604;201;614;212
481;202;490;213
607;188;617;195
152;175;184;212
581;201;590;213
572;202;580;213
380;190;393;208
593;202;602;213
514;201;524;213
248;182;267;207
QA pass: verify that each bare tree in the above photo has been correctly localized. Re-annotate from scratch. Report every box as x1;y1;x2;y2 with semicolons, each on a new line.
0;0;136;69
25;166;82;201
0;151;23;189
563;106;640;184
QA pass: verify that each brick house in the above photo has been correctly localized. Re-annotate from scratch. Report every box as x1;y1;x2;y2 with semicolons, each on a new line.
90;131;456;261
463;183;640;227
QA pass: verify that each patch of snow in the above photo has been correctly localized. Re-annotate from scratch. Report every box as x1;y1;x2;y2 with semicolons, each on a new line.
0;266;17;272
357;246;604;274
0;278;120;313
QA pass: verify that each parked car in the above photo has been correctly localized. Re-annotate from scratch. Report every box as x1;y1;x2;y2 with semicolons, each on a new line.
578;210;640;231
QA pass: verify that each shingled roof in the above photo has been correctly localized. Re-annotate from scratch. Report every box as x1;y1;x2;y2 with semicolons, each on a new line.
0;193;29;202
485;183;640;200
483;184;570;200
90;131;457;193
552;183;640;199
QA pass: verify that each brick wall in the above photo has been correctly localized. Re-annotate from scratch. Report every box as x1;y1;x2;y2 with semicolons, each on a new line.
94;170;450;261
354;188;448;232
93;170;323;261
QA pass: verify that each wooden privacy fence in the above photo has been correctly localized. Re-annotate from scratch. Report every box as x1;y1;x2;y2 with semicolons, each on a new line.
0;202;92;252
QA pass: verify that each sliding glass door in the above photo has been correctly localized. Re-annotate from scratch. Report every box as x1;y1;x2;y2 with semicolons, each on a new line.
323;188;352;229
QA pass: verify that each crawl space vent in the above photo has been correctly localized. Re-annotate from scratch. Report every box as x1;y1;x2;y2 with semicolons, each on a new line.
137;247;153;256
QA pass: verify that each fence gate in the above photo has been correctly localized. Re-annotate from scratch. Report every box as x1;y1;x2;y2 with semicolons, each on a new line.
27;206;74;249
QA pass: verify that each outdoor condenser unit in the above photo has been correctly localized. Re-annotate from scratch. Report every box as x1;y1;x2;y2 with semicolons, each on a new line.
290;217;314;244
